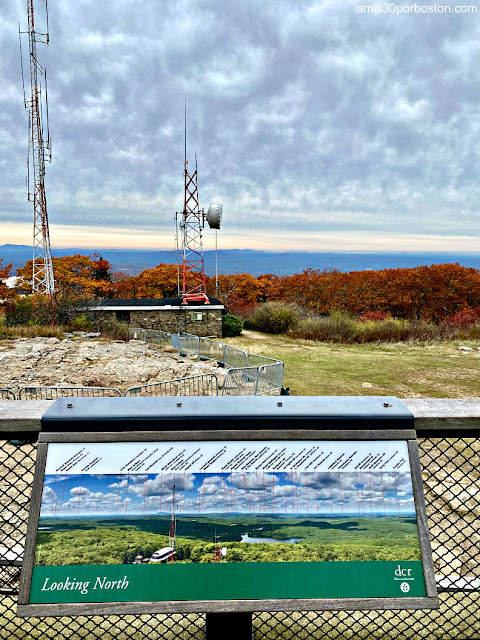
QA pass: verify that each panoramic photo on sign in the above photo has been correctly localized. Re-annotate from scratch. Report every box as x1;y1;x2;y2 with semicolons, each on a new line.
18;437;437;614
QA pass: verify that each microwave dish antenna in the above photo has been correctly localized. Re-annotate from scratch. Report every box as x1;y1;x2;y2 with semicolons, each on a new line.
206;203;222;230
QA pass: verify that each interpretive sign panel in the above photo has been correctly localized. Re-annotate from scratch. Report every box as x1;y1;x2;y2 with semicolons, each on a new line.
18;431;438;615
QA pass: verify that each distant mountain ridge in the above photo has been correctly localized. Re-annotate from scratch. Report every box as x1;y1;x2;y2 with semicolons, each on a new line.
1;244;479;276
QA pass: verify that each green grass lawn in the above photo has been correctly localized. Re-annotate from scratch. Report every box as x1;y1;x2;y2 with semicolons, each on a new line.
227;332;480;397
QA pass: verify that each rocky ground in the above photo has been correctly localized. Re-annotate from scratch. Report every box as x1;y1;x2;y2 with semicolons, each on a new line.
0;335;226;395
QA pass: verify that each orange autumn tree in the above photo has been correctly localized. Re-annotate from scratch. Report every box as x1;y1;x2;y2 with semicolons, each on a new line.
207;273;268;315
262;264;480;321
0;259;16;307
112;263;181;299
16;254;114;299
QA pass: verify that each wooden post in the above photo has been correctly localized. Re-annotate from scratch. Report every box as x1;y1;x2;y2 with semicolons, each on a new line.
205;612;252;639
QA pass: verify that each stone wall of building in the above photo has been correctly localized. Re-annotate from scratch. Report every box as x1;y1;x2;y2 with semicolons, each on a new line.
95;308;224;338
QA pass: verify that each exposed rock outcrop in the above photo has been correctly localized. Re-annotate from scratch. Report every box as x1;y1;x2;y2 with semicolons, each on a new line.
0;336;225;394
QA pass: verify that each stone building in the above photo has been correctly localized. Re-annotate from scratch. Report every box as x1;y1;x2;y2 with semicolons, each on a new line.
92;298;225;338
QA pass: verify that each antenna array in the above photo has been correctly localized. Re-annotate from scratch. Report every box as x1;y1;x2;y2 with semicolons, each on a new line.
176;103;222;305
19;0;55;296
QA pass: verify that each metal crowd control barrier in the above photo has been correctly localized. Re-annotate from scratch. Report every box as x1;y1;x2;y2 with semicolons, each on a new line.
198;337;225;362
247;353;281;367
179;333;200;357
125;373;219;397
18;386;122;400
222;366;260;396
126;367;282;398
127;328;284;395
0;389;16;400
5;330;285;401
254;363;285;396
127;328;147;341
223;344;248;368
145;329;171;346
128;328;276;366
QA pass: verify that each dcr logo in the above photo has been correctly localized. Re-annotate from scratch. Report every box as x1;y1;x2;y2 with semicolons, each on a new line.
395;564;412;578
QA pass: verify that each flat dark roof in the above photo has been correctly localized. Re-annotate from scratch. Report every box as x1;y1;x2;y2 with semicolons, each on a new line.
94;297;223;307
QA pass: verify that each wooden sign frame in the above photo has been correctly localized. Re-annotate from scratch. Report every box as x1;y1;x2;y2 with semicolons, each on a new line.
18;429;438;616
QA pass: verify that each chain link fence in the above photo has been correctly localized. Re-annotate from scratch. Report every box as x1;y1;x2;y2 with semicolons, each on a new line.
0;433;478;638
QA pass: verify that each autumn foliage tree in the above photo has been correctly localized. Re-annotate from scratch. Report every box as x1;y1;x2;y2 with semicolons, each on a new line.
112;263;180;299
262;263;480;321
0;259;16;308
206;273;273;315
16;254;114;299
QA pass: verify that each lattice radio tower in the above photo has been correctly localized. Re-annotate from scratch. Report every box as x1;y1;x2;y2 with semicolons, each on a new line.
176;103;222;305
19;0;55;296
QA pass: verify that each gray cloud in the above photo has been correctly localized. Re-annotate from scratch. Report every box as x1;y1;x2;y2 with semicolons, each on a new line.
2;0;480;248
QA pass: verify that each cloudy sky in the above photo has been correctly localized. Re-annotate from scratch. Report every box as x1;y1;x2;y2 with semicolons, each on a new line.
2;0;480;252
41;470;415;516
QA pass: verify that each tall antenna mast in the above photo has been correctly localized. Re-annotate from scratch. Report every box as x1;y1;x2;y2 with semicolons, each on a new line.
20;0;55;296
169;484;176;563
177;103;223;305
180;104;209;304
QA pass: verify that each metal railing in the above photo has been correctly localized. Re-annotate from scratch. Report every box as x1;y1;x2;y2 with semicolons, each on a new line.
17;386;122;400
125;328;285;396
0;409;478;639
222;366;260;396
247;353;281;367
127;327;147;341
221;363;284;397
223;344;248;368
179;332;200;357
254;363;285;396
6;371;281;399
125;368;283;398
198;337;225;362
145;329;171;346
125;373;219;397
0;389;16;400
